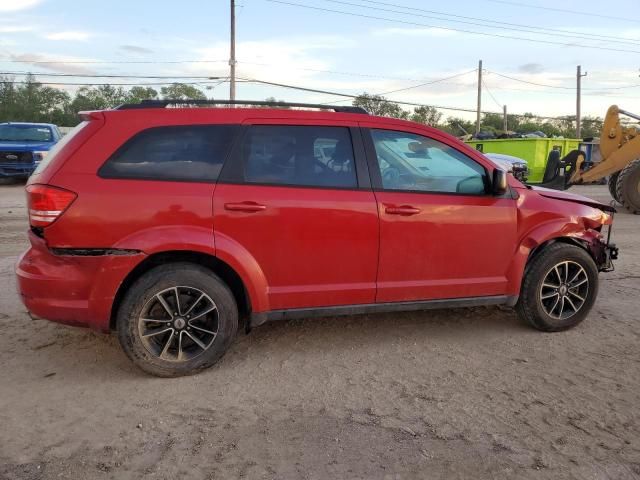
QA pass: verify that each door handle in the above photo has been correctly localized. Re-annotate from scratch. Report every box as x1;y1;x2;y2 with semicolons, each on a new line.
385;205;421;216
224;202;267;213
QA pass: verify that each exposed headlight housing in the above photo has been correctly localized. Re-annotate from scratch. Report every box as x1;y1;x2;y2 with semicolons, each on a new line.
32;151;49;163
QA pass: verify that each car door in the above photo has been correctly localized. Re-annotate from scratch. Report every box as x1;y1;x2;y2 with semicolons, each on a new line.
362;125;517;303
213;120;379;311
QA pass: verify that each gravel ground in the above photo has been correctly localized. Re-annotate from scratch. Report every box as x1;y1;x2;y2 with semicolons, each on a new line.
0;182;638;480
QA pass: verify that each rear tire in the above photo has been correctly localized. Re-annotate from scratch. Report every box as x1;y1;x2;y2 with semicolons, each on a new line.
615;158;640;214
117;263;238;377
516;243;598;332
608;171;621;203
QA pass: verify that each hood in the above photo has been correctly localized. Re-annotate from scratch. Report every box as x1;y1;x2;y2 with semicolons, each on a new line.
529;186;616;213
0;142;54;151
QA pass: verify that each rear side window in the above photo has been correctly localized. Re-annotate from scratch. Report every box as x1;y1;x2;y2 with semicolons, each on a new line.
242;125;357;188
99;125;238;182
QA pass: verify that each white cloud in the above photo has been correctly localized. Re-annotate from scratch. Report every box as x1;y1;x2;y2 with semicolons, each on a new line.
0;0;42;11
0;26;34;33
45;31;91;41
6;52;97;75
190;36;353;85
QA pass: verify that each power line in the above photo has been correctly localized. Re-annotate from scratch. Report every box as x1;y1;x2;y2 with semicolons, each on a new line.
354;0;640;45
239;60;461;82
6;66;640;96
321;0;640;47
0;71;221;79
0;59;228;65
0;58;485;84
375;69;476;95
486;70;640;91
482;78;503;109
318;70;477;105
238;76;574;119
265;0;640;54
2;80;230;87
1;73;595;120
484;0;640;24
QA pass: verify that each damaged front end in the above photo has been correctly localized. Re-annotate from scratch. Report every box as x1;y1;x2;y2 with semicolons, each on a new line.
592;217;619;272
573;210;619;273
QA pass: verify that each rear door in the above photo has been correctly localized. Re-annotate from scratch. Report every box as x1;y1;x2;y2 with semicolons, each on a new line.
362;125;517;303
213;120;379;311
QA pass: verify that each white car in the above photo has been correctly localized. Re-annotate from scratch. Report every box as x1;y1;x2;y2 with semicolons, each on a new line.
484;153;529;182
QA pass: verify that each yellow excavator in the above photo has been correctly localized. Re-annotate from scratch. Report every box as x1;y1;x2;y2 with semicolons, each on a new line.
538;105;640;214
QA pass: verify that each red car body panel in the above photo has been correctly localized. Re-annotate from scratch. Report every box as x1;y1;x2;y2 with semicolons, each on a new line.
15;107;614;332
16;231;145;330
213;183;379;310
374;191;517;302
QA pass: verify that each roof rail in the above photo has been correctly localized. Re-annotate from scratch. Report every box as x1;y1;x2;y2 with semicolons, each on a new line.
115;99;368;114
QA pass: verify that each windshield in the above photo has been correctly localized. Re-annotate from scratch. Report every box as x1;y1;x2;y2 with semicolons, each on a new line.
0;125;53;142
32;122;87;175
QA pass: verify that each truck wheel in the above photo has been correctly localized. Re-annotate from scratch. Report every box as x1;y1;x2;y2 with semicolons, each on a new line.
608;172;620;203
616;158;640;214
516;243;598;332
117;263;238;377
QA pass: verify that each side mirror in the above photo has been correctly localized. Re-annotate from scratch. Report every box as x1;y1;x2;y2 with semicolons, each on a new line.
492;168;508;195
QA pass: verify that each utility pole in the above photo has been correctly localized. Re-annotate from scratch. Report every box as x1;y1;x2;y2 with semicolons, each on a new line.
503;105;508;133
576;65;587;138
476;60;482;135
229;0;237;101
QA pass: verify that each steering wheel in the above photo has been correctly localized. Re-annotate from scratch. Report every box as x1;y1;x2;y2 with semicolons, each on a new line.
382;167;400;187
313;158;333;172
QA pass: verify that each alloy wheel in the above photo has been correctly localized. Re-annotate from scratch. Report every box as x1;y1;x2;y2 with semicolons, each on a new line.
137;286;218;362
539;261;589;321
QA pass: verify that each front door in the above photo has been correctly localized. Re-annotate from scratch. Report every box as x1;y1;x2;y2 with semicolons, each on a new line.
363;127;517;303
214;123;379;311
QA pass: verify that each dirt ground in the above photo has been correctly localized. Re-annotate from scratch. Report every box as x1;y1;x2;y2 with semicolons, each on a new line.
0;182;639;480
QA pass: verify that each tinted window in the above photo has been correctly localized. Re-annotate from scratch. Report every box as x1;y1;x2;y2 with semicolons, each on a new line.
0;124;52;142
100;125;237;182
371;129;487;194
242;125;357;188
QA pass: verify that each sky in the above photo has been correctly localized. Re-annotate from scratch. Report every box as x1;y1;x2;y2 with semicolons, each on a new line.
1;0;640;121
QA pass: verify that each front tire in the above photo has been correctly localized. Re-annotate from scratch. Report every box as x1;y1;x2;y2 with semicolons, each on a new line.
117;263;238;377
516;243;598;332
608;171;620;203
616;158;640;214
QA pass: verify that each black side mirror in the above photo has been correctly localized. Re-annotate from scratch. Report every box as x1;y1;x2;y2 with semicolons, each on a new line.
492;168;508;195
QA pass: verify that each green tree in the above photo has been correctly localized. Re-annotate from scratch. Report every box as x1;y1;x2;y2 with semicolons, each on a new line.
352;93;408;119
410;105;442;126
440;117;474;136
69;85;128;112
126;86;158;104
160;83;206;100
0;75;71;123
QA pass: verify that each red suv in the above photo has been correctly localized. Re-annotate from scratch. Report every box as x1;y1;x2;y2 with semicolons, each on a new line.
16;100;618;376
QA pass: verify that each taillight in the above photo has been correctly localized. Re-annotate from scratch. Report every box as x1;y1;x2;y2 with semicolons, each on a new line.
26;184;77;228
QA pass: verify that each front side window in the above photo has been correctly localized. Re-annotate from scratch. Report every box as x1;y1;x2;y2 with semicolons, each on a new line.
100;125;238;182
371;129;487;195
242;125;357;188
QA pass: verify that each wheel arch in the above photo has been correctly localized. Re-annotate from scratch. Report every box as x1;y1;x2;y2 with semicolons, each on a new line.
525;236;594;273
507;224;603;298
109;250;251;331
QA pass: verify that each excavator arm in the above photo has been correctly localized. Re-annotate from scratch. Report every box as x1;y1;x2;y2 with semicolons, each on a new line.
573;105;640;183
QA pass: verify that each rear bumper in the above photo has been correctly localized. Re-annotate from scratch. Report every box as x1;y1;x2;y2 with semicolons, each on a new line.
15;231;146;331
0;163;35;178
